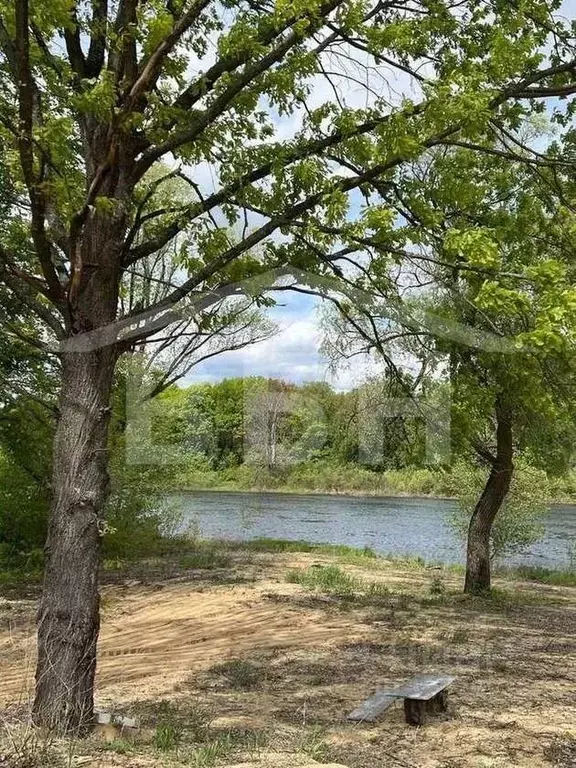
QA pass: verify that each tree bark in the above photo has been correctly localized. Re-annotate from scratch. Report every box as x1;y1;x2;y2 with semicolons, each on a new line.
464;399;514;594
33;347;117;732
32;199;125;732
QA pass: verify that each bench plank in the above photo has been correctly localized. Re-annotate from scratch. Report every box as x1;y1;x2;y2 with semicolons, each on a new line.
388;674;455;701
347;691;396;722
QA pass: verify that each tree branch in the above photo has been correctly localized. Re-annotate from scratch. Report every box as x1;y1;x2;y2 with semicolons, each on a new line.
134;0;345;174
86;0;108;78
126;0;213;109
14;0;65;305
63;3;86;76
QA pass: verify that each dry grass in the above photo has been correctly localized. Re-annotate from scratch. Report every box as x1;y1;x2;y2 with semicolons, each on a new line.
0;546;574;768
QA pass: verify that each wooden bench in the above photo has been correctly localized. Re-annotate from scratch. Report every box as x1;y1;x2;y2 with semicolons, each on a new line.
347;674;455;726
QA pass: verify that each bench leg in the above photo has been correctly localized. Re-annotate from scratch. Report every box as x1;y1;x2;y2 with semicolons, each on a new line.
436;689;448;712
427;690;448;714
404;698;426;726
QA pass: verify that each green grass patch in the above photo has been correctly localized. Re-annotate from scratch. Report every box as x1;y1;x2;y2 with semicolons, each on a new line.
297;726;331;762
209;658;261;689
189;737;232;767
232;537;377;561
287;564;360;593
495;564;576;587
177;545;231;570
0;567;42;587
99;739;136;755
153;722;183;752
286;565;391;603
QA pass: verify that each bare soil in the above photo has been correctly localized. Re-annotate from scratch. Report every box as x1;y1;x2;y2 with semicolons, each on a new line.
0;549;574;768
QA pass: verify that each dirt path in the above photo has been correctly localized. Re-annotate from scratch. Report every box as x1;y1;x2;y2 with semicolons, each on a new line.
0;552;574;768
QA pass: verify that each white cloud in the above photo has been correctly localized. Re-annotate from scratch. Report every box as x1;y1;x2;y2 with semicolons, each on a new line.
181;293;384;391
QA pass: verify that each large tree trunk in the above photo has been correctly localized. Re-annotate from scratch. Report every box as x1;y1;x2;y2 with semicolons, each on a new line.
464;401;514;594
33;201;125;733
33;347;117;732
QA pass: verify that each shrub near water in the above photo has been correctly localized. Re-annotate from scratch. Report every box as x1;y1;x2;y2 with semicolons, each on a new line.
448;459;549;560
177;460;456;496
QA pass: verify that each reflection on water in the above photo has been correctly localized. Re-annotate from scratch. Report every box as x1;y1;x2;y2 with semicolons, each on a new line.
169;491;576;570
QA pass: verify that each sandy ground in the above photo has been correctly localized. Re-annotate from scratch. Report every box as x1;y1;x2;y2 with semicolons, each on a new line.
0;550;574;768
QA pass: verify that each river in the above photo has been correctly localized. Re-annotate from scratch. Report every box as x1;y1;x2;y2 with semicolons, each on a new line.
169;491;576;570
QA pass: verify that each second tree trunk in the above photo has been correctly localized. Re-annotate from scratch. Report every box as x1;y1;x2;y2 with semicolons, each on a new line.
464;400;513;594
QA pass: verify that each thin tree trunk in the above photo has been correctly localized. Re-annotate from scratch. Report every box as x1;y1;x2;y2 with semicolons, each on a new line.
33;346;117;732
464;400;514;594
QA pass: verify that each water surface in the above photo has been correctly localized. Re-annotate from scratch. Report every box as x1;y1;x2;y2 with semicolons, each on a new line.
170;491;576;570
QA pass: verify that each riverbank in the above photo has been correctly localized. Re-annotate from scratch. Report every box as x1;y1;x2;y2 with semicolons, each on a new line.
175;464;455;498
1;540;574;768
175;463;576;504
176;485;457;500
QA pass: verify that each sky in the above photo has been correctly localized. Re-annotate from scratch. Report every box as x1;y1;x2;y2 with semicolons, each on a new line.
182;292;382;391
181;0;576;392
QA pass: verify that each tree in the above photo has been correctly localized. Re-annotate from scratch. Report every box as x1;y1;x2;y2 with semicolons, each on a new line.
402;143;576;593
322;134;576;592
1;0;574;730
448;458;549;562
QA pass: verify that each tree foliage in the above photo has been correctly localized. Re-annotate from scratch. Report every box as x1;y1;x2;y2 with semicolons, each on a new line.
448;458;549;560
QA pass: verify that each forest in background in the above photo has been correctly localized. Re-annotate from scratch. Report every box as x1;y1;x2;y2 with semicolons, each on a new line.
147;375;576;499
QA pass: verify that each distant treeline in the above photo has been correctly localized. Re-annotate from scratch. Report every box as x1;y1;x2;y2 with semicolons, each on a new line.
149;375;432;472
143;376;576;500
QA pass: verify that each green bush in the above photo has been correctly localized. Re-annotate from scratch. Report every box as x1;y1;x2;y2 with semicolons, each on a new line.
176;460;458;497
0;451;48;569
0;443;183;571
448;458;549;560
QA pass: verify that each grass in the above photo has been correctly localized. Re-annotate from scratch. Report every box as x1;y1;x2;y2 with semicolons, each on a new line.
495;564;576;587
209;658;261;689
154;722;183;751
450;627;470;644
286;564;391;603
4;520;575;595
189;738;232;768
228;537;576;586
429;574;447;595
0;568;42;591
177;545;231;570
287;564;361;594
297;726;331;762
99;738;136;755
227;537;378;562
0;723;65;768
